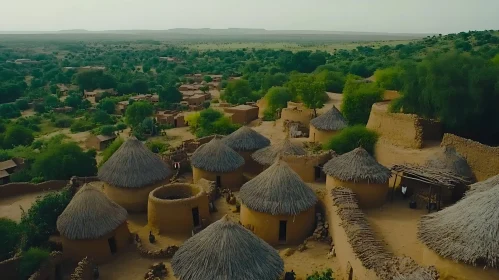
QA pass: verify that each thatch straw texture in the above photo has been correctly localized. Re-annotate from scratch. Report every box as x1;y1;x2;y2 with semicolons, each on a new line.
222;126;270;151
251;138;306;166
418;184;499;268
98;137;172;188
190;139;244;173
323;147;391;183
171;215;284;280
391;164;471;188
57;184;127;240
466;174;499;196
426;146;474;182
310;106;348;131
239;160;317;215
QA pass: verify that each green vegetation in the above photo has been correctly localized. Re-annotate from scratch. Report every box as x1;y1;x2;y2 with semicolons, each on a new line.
186;108;240;137
342;75;383;125
324;125;379;155
263;86;293;120
0;218;21;261
125;101;154;128
306;269;334;280
221;79;259;104
99;137;124;167
146;140;169;154
18;248;51;280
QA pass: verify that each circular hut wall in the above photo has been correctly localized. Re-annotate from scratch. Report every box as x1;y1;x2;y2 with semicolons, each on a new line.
192;166;243;191
326;176;388;208
148;183;210;235
237;150;262;174
61;222;130;264
103;180;169;213
240;204;315;246
281;153;332;183
309;125;339;144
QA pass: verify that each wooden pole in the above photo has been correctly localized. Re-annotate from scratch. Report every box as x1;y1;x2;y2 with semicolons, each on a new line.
428;184;433;213
391;173;398;202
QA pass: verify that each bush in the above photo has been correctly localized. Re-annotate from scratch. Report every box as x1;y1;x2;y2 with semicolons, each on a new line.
146;140;169;154
116;122;127;131
202;100;211;109
53;116;73;128
10;169;33;182
0;218;21;261
0;103;21;119
18;248;50;280
99;137;124;167
342;76;383;125
324;125;379;155
99;125;116;136
70;119;94;133
262;109;276;121
2;125;34;148
15;99;30;111
306;269;334;280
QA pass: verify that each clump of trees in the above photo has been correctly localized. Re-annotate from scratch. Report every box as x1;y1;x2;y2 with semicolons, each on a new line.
221;79;260;105
342;75;383;125
0;218;21;261
306;269;334;280
186;108;239;137
324;125;379;155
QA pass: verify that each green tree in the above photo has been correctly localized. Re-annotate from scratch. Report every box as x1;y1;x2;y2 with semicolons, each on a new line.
300;80;328;117
264;86;293;119
324;125;379;155
99;125;116;136
203;75;213;82
130;79;149;94
146;140;169;154
96;98;117;114
15;99;29;110
44;95;60;109
374;67;404;90
159;86;182;104
99;137;124;167
314;70;346;93
221;79;256;104
342;75;383;125
0;218;21;261
2;125;34;148
64;93;83;109
0;103;21;119
125;101;154;128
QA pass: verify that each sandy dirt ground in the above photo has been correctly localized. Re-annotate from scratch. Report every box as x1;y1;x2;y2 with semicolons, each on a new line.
0;190;55;221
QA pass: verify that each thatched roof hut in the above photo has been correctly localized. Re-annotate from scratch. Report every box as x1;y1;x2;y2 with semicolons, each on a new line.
171;215;284;280
191;138;244;173
239;160;317;215
222;126;270;151
426;146;474;181
98;137;172;188
57;184;128;240
310;106;348;131
252;138;306;166
466;174;499;196
323;147;391;183
418;183;499;268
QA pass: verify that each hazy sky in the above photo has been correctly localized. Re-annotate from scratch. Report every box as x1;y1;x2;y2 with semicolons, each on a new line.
1;0;498;33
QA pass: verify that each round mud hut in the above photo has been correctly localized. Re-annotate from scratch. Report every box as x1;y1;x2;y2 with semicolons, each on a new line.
323;147;391;208
418;183;499;271
223;126;270;174
426;146;475;182
239;160;317;245
57;184;130;264
98;137;172;212
309;106;348;144
191;138;245;190
171;215;284;280
252;137;306;166
148;183;210;235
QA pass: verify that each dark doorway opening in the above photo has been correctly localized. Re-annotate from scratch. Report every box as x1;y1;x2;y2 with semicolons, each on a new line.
174;119;178;128
279;221;287;243
216;175;221;188
192;207;200;227
55;264;62;280
108;237;117;254
348;267;353;280
314;166;321;180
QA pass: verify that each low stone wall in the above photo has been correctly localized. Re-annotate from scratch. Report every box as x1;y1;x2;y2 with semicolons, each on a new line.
135;236;179;259
70;257;94;280
441;133;499;181
0;176;98;198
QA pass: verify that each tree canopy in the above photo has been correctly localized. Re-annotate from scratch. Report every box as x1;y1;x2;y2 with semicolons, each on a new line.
125;101;154;128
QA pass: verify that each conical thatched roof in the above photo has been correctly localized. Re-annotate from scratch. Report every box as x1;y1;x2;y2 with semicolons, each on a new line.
240;160;317;215
171;215;284;280
310;106;348;131
323;147;391;183
466;174;499;196
426;146;474;181
251;138;306;166
190;139;244;173
57;184;128;240
98;137;172;188
418;183;499;268
222;126;270;151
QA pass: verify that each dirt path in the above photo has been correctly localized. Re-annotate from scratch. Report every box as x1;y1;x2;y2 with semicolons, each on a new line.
0;190;55;221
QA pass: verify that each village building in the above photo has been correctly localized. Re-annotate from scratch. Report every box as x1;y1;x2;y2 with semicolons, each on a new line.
417;181;499;279
147;183;210;235
0;159;20;184
222;126;270;174
281;101;314;127
171;215;284;280
323;147;392;208
116;101;129;114
155;111;186;127
85;134;117;151
309;106;348;143
56;184;130;263
239;160;317;245
190;138;245;190
185;93;205;106
98;137;173;212
223;104;259;125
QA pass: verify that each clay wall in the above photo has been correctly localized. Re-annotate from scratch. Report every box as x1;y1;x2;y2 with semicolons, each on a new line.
148;183;210;235
309;125;340;144
256;98;268;118
103;180;169;213
282;152;332;183
281;107;313;127
192;167;244;191
238;150;262;174
61;223;130;264
441;133;499;181
326;176;389;208
0;180;68;198
240;205;315;246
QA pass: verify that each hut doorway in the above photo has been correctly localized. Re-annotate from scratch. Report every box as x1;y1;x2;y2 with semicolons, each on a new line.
279;221;287;243
108;237;117;254
174;119;178;128
216;176;221;188
55;264;62;280
192;207;200;227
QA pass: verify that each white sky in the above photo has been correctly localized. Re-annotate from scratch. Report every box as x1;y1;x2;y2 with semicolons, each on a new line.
1;0;498;33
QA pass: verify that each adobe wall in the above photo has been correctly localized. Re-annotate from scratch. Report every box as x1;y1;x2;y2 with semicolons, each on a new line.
256;98;268;118
441;133;499;181
240;205;315;246
103;180;169;213
148;183;210;235
326;176;389;208
192;166;244;191
61;223;130;264
281;107;313;127
0;177;99;198
309;125;340;144
282;152;332;183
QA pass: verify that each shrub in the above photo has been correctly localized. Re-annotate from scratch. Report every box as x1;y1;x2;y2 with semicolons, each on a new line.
18;248;50;280
99;137;124;167
342;76;383;125
306;269;334;280
53;116;73;128
70;119;94;133
0;103;21;119
146;140;169;154
33;103;46;114
115;122;127;131
202;100;211;109
0;218;21;261
99;125;116;136
262;109;276;121
2;125;34;148
324;125;379;155
15;99;30;111
10;169;33;182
